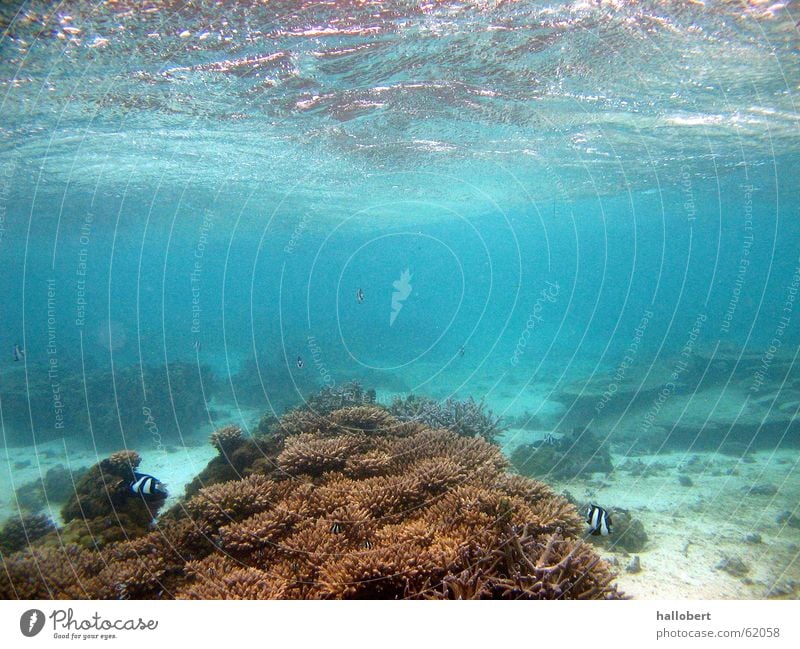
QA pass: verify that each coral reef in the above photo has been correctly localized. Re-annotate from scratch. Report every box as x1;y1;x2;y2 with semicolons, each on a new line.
0;361;218;448
0;513;56;554
58;451;167;548
14;464;88;512
209;424;244;454
389;394;504;442
183;424;282;498
302;380;377;414
0;407;622;600
511;427;613;480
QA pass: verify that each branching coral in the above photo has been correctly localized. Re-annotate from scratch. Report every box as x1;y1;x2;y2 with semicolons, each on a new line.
389;394;504;442
0;406;622;600
303;380;377;415
183;432;282;498
210;424;244;454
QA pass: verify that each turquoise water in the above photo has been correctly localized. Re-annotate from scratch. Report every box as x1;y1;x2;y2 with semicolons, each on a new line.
0;1;799;598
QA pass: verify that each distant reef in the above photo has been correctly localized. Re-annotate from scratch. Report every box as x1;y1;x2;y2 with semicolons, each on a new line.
0;361;218;449
0;385;622;600
552;345;800;452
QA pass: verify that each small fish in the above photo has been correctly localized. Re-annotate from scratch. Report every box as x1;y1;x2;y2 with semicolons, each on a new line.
542;433;558;446
296;356;304;369
130;472;168;498
586;504;612;536
356;287;364;304
330;522;343;534
458;345;465;357
193;340;201;352
363;538;373;549
13;345;25;362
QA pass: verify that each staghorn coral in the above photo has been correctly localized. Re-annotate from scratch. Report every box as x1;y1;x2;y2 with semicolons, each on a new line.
302;380;377;415
389;394;504;442
0;405;623;600
275;404;398;441
210;424;244;454
278;433;367;476
183;432;283;498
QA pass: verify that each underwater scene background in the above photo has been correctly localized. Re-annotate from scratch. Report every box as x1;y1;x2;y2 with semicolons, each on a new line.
0;0;798;599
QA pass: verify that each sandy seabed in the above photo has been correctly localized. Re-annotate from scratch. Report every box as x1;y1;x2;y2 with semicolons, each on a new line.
499;428;800;599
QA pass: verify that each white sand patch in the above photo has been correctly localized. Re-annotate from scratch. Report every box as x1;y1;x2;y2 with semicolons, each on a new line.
539;449;800;599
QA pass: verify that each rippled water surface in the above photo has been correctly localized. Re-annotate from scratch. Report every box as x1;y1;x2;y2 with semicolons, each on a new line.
1;1;798;212
1;1;799;601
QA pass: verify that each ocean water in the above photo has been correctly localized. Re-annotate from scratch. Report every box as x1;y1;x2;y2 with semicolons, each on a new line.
0;0;799;599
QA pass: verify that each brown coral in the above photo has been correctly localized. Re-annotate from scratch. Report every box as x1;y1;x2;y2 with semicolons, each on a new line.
0;513;57;554
210;424;244;454
56;450;166;548
0;406;623;600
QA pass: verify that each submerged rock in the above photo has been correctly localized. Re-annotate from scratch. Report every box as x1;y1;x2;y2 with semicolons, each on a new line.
766;580;798;599
776;511;800;529
609;509;648;553
511;426;613;480
746;483;778;497
588;507;648;554
715;555;750;578
625;555;642;573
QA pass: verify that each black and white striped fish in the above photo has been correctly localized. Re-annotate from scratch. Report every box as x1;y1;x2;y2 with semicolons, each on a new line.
330;522;343;534
130;472;167;498
13;344;24;362
356;287;364;304
586;504;612;536
362;539;373;549
542;433;558;446
296;356;304;369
